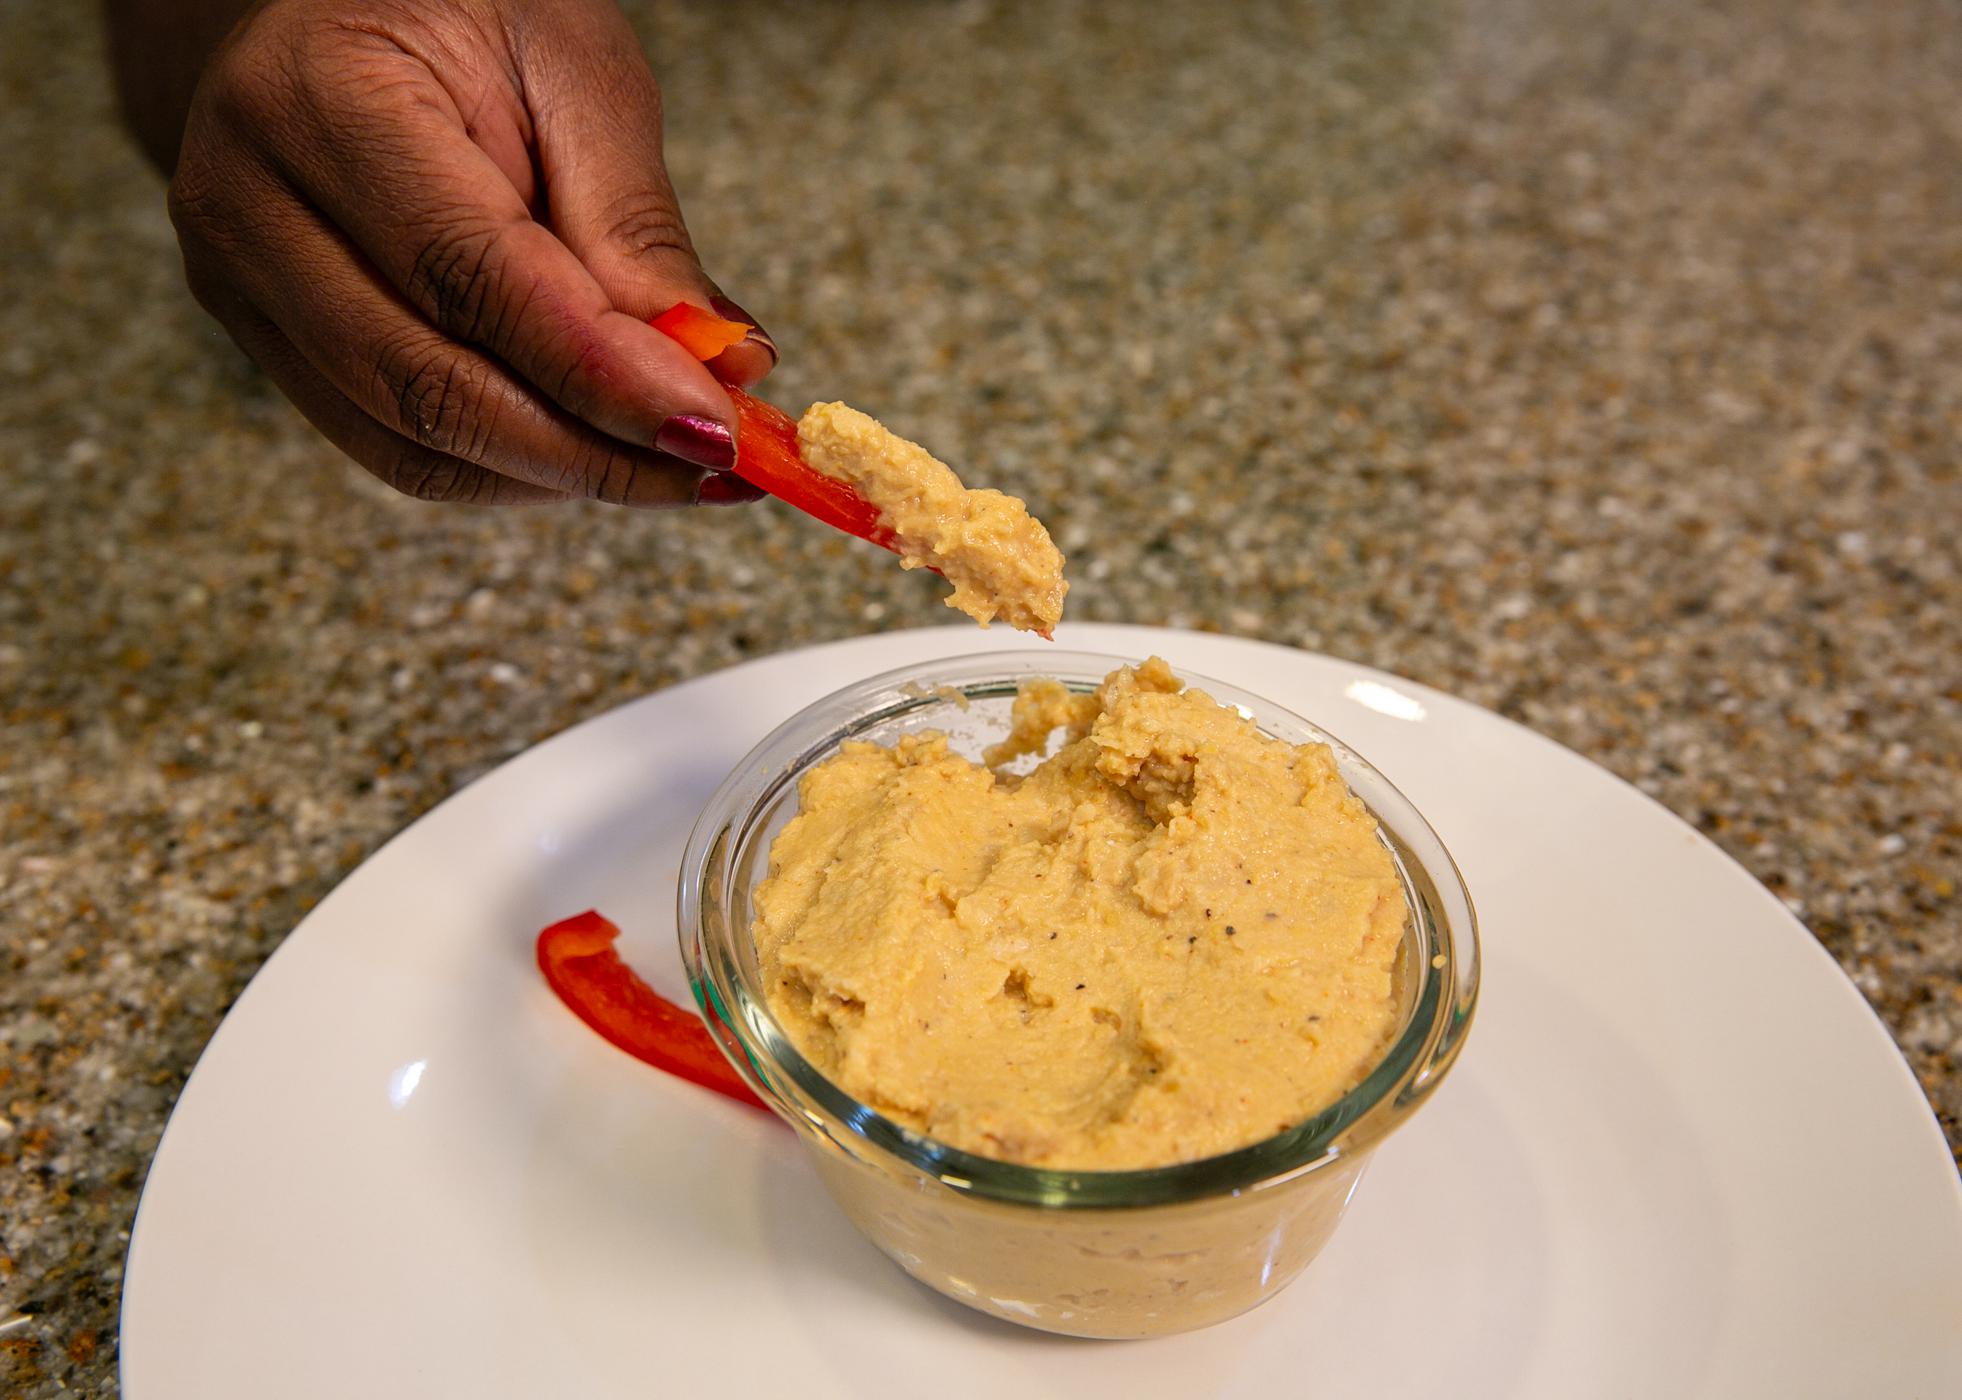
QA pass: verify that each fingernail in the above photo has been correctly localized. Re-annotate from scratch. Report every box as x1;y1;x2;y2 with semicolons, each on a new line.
656;414;736;471
708;294;778;364
695;473;768;506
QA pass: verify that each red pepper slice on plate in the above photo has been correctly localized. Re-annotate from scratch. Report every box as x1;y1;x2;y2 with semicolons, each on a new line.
650;304;899;552
536;909;768;1112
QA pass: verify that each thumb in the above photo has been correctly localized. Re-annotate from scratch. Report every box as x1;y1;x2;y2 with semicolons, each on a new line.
517;4;776;386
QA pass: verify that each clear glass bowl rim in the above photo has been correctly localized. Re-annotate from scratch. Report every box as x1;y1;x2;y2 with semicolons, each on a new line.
679;650;1479;1209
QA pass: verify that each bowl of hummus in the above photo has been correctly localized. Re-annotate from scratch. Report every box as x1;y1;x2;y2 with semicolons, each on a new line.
679;653;1478;1338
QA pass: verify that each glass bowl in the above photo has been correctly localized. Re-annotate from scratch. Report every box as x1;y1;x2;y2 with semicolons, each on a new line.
679;651;1478;1338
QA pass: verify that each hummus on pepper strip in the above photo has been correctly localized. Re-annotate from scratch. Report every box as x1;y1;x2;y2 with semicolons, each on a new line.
752;659;1408;1171
797;402;1067;636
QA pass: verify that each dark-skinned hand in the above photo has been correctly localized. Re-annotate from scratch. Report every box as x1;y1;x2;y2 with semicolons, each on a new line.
148;0;773;506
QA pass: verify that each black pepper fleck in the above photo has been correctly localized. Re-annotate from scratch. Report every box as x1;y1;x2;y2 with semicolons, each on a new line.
1225;925;1237;936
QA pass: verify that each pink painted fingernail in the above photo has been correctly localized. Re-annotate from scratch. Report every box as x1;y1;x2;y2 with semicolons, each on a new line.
656;414;736;471
695;473;768;506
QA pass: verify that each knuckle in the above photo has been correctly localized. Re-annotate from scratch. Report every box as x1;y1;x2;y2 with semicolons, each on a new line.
406;219;507;343
375;334;488;458
201;24;302;133
379;448;473;504
164;168;210;236
553;438;633;503
567;444;693;508
166;149;236;241
597;191;694;263
588;455;640;507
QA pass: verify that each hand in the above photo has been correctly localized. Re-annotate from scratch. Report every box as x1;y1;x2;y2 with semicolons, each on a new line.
162;0;774;507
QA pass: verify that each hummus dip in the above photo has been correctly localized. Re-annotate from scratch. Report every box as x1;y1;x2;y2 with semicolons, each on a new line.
753;658;1408;1171
797;402;1067;636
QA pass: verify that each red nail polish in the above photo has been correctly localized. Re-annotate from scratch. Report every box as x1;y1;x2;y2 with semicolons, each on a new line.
695;473;768;506
656;414;736;471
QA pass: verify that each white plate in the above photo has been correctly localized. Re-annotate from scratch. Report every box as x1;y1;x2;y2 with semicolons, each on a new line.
121;625;1962;1398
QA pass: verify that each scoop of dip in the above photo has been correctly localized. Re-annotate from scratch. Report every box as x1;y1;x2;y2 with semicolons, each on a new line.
796;402;1067;636
752;658;1409;1171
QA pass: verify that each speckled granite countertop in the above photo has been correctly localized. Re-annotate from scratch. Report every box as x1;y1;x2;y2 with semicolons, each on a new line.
3;0;1958;1391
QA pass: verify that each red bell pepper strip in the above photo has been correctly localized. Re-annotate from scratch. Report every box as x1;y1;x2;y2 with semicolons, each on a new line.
649;301;754;361
722;385;897;547
650;304;900;552
536;909;768;1112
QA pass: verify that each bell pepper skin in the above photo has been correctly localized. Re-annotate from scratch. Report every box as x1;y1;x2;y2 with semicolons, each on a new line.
650;302;755;361
537;909;768;1112
722;385;897;546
